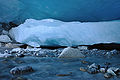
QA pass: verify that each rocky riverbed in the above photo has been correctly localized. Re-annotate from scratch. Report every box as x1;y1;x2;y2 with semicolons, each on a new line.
0;45;120;80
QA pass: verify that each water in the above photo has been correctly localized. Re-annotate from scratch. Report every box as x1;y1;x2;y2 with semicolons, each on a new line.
0;51;120;80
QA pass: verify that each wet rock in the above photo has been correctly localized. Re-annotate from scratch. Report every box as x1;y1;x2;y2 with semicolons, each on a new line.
88;63;100;70
87;63;100;74
16;53;25;57
87;68;98;74
88;63;96;68
80;67;87;72
4;49;9;54
104;73;112;78
0;35;12;42
107;67;119;76
10;48;22;53
58;47;85;58
10;66;34;75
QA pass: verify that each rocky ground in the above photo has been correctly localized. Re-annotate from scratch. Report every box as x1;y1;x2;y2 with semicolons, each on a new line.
0;43;120;80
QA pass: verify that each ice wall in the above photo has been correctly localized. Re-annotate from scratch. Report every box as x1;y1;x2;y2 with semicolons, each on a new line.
9;19;120;47
0;0;120;22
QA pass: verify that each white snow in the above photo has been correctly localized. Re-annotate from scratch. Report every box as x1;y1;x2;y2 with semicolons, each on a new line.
9;19;120;47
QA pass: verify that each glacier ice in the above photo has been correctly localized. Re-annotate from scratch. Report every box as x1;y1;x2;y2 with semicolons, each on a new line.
0;0;120;22
9;19;120;47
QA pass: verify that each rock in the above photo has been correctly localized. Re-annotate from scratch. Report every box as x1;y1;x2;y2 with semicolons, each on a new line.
104;73;112;78
0;35;12;42
16;53;25;57
88;63;96;69
87;63;100;74
0;53;14;58
100;68;106;73
10;66;34;75
4;50;9;54
88;63;100;69
80;67;87;72
107;67;119;76
0;49;14;58
58;47;85;58
10;48;22;53
110;49;119;55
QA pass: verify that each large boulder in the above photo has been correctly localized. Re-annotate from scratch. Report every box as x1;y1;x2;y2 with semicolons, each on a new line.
58;47;85;58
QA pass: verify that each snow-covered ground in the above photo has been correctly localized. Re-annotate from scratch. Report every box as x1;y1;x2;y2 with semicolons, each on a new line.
9;19;120;47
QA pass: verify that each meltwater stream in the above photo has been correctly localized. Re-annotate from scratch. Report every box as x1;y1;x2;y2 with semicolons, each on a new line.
0;48;120;80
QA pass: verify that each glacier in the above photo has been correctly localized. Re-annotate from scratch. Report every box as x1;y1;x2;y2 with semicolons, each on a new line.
9;19;120;47
0;0;120;22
